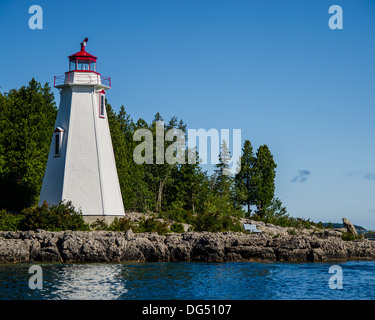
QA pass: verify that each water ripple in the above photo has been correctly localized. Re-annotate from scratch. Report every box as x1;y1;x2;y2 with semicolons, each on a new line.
1;261;375;300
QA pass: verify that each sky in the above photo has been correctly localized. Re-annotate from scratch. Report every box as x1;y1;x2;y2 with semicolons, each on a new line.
1;0;375;229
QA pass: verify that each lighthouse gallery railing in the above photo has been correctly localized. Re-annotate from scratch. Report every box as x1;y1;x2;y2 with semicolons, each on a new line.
54;72;111;88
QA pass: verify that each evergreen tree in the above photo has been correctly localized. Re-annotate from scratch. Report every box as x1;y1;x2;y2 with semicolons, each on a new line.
0;79;57;211
253;144;277;217
0;79;284;232
167;151;206;213
145;113;183;213
106;103;151;212
194;140;243;231
214;140;233;198
235;140;256;215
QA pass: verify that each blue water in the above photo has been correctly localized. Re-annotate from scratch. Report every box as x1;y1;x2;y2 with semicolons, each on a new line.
1;261;374;300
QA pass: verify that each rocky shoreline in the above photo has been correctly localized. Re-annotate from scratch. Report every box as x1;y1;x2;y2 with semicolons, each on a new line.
1;223;375;263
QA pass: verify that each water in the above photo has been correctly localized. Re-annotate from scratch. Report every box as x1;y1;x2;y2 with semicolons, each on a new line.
1;261;375;300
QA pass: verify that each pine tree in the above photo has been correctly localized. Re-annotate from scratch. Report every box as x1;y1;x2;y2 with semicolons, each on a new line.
106;103;151;212
173;152;206;213
214;140;233;196
253;144;277;217
235;140;256;215
145;113;181;213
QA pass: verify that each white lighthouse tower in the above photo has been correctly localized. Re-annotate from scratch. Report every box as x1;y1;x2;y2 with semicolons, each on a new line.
39;38;125;219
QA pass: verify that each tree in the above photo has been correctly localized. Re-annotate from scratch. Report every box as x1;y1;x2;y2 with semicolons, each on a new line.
106;103;151;212
0;79;57;211
146;113;171;213
144;113;187;213
235;140;256;215
253;145;277;217
0;79;284;234
167;150;206;213
214;140;233;197
195;140;244;231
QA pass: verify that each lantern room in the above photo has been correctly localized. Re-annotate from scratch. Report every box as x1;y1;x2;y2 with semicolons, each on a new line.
54;38;111;89
68;38;98;72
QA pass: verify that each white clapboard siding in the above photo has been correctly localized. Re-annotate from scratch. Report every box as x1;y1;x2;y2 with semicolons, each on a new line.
39;73;125;216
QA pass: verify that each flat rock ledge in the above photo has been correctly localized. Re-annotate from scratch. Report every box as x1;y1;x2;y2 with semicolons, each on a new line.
1;229;375;263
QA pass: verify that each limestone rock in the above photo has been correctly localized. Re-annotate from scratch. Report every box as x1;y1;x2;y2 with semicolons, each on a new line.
0;239;30;262
342;217;358;236
0;226;374;263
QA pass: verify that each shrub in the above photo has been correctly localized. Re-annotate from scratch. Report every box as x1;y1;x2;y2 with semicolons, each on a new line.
19;201;89;231
90;219;109;231
137;216;169;235
109;217;137;232
170;222;185;233
159;204;196;225
251;198;323;230
0;209;23;231
193;209;242;232
342;232;363;241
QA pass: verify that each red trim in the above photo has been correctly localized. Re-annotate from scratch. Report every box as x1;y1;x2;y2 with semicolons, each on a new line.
70;57;97;62
68;49;97;60
65;70;101;75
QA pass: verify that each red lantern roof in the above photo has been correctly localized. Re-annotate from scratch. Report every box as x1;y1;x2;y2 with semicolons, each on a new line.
68;38;97;61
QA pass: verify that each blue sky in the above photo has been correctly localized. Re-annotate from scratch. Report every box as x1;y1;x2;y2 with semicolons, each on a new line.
1;0;375;228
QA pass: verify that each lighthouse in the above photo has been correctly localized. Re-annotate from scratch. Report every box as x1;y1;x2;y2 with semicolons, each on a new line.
39;38;125;219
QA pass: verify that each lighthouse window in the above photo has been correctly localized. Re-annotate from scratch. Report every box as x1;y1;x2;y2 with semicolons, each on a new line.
77;60;90;71
70;59;76;71
100;94;105;118
53;128;63;157
90;61;96;71
54;134;59;155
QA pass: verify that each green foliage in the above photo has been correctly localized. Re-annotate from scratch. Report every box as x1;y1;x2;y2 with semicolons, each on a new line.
326;222;334;229
170;222;185;233
106;104;152;212
193;209;242;233
89;217;137;232
165;160;207;214
0;209;23;231
193;193;243;233
105;101;284;232
0;79;305;234
90;219;109;231
143;114;188;213
341;232;355;241
252;145;277;217
19;201;89;231
90;216;179;234
341;232;363;241
109;217;137;232
0;79;57;211
214;140;234;193
157;198;197;225
191;141;245;233
251;198;322;229
137;216;169;234
235;140;256;215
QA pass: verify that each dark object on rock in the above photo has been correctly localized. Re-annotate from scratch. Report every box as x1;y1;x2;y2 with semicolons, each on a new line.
342;217;358;237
